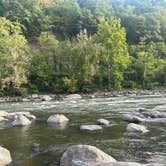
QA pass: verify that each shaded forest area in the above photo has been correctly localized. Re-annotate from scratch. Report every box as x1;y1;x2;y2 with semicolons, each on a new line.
0;0;166;96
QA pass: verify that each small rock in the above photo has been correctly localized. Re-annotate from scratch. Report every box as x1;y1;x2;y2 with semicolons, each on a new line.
31;94;39;98
47;114;69;124
65;94;82;100
124;115;145;123
11;115;32;126
97;119;110;126
138;108;151;113
0;117;8;122
32;143;40;153
22;98;30;102
25;114;36;121
145;118;166;123
42;95;52;101
127;123;149;133
100;162;145;166
80;125;103;131
0;146;12;166
0;111;8;117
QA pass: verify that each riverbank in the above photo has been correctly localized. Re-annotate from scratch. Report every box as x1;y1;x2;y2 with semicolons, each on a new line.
0;89;166;103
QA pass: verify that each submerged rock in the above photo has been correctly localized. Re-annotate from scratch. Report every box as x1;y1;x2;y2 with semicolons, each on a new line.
60;145;116;166
97;119;110;126
127;123;149;133
11;115;32;127
47;114;69;124
0;146;12;166
80;125;103;131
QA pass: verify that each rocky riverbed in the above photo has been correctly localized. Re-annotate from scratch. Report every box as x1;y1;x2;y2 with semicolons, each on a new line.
0;94;166;165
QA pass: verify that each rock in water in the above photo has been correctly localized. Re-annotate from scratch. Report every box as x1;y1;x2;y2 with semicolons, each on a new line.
42;95;52;101
127;123;149;133
47;114;69;124
97;119;110;126
11;115;31;126
65;94;82;100
0;146;12;166
0;111;8;117
124;115;145;123
60;145;116;166
80;125;103;131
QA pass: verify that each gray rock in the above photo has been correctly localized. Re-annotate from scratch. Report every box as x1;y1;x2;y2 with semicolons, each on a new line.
7;112;31;120
152;105;166;112
142;111;166;119
65;94;82;100
0;117;8;122
145;118;166;123
47;114;69;124
98;162;145;166
0;111;8;117
41;95;52;101
124;115;145;123
11;115;32;126
25;114;36;121
127;123;149;133
80;125;103;131
138;108;151;113
97;119;110;126
60;145;116;166
0;146;12;166
32;143;40;153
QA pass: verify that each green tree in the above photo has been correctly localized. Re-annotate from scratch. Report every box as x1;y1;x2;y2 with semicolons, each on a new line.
0;17;29;95
96;17;130;90
67;29;102;91
29;32;59;92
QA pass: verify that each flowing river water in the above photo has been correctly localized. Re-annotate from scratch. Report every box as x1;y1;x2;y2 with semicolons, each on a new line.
0;95;166;166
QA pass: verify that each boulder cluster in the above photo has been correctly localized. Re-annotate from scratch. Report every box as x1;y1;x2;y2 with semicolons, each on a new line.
0;104;165;166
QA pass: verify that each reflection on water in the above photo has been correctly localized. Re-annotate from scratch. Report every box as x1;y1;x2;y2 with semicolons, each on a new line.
0;95;166;166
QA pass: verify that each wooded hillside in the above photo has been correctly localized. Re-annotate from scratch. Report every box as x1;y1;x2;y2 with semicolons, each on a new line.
0;0;166;95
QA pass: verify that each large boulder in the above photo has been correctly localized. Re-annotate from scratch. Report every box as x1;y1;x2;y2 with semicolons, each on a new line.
0;146;12;166
127;123;149;133
11;115;32;127
60;145;116;166
80;125;103;131
47;114;69;124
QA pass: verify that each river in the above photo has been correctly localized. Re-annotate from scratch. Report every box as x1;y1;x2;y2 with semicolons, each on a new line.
0;95;166;166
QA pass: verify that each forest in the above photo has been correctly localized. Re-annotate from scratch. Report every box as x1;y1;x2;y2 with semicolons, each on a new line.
0;0;166;96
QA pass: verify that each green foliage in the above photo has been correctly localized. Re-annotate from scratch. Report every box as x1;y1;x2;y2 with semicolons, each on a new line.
0;0;166;95
95;18;130;90
0;17;29;95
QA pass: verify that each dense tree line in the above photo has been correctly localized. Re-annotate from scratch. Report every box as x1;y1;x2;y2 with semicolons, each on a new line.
0;0;166;96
